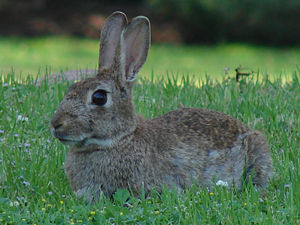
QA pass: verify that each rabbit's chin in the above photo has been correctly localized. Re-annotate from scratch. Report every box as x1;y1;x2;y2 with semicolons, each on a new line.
52;129;88;146
57;138;83;146
54;131;120;149
54;134;88;146
57;137;108;148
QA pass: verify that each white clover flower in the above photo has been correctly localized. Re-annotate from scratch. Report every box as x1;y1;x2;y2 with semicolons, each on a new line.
9;201;20;207
24;143;30;147
22;181;30;186
216;180;229;187
3;83;9;87
0;130;4;134
16;196;26;202
17;115;29;122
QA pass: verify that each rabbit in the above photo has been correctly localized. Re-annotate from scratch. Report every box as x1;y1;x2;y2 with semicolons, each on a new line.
50;11;273;202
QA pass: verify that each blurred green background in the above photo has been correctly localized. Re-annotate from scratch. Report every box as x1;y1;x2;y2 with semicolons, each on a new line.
0;37;299;81
0;0;299;80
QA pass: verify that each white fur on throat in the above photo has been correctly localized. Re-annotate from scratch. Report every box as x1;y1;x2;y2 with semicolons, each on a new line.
82;129;134;149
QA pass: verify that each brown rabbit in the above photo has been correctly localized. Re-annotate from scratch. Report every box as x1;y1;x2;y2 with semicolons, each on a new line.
50;11;273;202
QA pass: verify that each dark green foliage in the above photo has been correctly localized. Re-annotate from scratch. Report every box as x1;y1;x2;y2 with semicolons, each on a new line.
0;0;141;11
147;0;300;45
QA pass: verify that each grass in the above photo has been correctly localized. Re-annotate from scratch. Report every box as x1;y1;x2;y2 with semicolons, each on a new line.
0;36;300;81
0;70;299;224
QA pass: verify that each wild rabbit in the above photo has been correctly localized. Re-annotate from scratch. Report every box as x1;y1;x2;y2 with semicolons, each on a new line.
51;11;273;202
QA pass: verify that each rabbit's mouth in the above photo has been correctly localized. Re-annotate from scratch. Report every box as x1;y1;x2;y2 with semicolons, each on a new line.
51;127;87;145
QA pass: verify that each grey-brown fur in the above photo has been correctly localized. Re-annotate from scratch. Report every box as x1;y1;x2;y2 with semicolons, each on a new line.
50;12;273;202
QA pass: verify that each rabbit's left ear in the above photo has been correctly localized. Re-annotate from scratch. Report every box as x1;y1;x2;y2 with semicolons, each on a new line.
98;11;128;72
120;16;150;82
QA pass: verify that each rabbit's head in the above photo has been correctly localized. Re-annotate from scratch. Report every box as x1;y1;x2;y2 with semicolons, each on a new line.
51;12;150;149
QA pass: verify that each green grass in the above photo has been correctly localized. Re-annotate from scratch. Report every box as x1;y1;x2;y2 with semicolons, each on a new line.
0;36;300;81
0;71;299;224
0;36;299;223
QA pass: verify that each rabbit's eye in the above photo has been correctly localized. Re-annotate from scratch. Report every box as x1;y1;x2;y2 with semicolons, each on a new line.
92;90;107;106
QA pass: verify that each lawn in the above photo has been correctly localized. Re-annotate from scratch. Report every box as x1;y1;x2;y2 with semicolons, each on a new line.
0;36;300;81
0;37;299;224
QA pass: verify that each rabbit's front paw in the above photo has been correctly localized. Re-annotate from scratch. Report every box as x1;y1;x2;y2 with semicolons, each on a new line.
75;186;98;203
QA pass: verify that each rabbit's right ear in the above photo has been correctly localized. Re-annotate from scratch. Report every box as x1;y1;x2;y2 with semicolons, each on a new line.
120;16;150;82
98;11;128;72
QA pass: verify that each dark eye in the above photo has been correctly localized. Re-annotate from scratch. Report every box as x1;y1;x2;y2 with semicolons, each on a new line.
92;90;107;106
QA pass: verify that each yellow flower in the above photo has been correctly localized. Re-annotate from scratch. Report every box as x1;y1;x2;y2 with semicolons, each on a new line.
47;204;52;208
42;198;46;202
209;192;214;196
77;219;83;223
88;217;92;220
2;212;6;214
155;210;160;214
90;210;96;215
42;208;46;211
22;219;26;221
70;209;74;213
120;212;124;216
244;202;247;206
60;200;64;205
70;222;75;225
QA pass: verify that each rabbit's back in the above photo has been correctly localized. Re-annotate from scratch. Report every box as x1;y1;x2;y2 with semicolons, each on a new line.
150;108;249;150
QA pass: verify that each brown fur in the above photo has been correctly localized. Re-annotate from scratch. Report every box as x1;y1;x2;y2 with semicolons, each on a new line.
50;12;273;202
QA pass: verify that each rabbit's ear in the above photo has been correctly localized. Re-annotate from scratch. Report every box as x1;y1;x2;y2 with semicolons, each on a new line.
120;16;150;82
98;11;128;72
